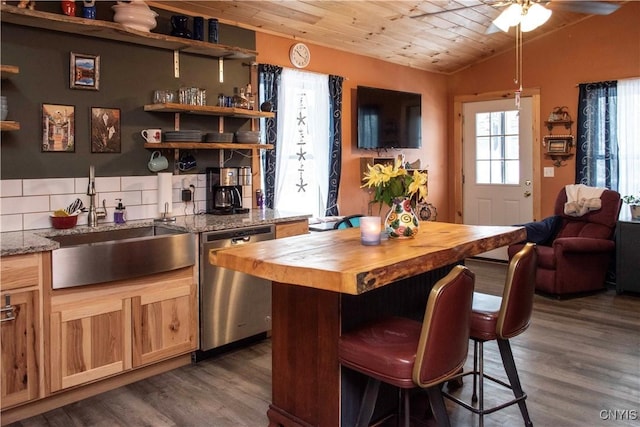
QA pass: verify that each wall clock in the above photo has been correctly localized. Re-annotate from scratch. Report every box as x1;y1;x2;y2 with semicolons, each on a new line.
289;42;310;68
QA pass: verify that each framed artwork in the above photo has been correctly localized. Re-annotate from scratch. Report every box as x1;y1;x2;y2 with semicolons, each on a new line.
70;52;100;90
544;135;574;154
91;107;121;153
42;103;75;152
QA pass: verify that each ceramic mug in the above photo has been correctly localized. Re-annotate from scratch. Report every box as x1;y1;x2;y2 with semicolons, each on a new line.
148;151;168;172
178;153;196;171
141;128;161;143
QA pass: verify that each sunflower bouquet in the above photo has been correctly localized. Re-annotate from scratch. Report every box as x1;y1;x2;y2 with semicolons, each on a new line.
361;158;428;208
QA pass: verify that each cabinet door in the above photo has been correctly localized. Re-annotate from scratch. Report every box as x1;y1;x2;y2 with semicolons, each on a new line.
1;290;38;408
132;281;196;367
50;297;130;392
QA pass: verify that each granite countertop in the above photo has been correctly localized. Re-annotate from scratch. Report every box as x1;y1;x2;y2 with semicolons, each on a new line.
1;209;310;257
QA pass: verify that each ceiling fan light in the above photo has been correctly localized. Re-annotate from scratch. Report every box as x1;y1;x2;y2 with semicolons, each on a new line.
521;3;552;32
493;3;523;32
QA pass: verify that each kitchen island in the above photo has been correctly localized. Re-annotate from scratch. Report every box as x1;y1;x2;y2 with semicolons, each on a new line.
210;221;526;426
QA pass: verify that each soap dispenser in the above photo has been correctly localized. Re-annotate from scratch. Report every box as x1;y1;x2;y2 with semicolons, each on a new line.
114;199;126;224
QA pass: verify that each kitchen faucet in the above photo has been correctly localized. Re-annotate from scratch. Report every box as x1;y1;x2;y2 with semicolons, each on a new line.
87;165;106;227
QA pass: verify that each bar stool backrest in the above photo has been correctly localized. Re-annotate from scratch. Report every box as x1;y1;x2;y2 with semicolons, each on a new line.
497;242;537;339
413;265;475;388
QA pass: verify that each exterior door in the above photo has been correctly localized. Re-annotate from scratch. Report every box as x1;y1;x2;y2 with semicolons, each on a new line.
463;98;534;260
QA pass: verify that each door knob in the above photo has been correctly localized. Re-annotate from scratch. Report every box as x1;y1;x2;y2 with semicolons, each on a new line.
524;190;532;198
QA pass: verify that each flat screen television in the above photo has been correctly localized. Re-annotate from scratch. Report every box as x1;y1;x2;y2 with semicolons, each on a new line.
356;86;422;149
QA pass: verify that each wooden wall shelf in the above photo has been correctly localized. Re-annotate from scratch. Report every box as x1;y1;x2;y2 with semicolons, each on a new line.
1;65;20;79
0;4;256;59
544;120;573;131
144;142;273;150
144;103;275;119
0;121;20;132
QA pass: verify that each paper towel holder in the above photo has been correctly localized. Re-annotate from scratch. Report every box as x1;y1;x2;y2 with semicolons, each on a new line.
154;202;176;223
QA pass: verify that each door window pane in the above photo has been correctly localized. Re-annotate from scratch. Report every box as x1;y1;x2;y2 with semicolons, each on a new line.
475;110;520;184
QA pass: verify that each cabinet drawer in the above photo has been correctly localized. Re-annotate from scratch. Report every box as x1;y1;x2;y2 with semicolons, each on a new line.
1;253;41;291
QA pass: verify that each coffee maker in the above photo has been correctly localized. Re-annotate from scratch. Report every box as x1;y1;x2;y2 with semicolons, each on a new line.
206;167;248;214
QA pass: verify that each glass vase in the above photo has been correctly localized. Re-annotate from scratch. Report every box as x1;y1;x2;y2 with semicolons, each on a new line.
384;197;419;239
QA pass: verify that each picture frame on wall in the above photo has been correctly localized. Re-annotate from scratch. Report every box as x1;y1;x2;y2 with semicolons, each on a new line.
42;103;75;152
544;135;574;154
70;52;100;90
91;107;121;153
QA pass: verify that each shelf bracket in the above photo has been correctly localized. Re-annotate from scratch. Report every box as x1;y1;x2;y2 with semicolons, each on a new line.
218;57;224;83
174;50;180;78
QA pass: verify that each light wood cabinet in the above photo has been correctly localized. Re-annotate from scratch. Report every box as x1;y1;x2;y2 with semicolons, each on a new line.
132;281;196;367
49;294;130;392
0;253;45;410
1;290;39;408
49;267;196;392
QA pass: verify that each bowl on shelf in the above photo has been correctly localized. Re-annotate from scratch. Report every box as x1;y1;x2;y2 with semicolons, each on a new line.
235;130;260;143
50;213;79;229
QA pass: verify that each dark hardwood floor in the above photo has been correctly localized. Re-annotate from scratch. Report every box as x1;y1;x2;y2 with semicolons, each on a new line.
5;259;639;427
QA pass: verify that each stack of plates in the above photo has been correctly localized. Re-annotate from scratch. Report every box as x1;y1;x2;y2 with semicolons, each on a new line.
205;132;234;143
164;130;203;142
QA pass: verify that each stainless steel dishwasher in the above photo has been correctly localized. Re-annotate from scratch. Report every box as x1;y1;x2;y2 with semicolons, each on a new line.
199;225;275;352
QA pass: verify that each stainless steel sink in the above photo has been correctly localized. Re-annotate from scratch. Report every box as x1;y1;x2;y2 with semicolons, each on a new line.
50;226;196;289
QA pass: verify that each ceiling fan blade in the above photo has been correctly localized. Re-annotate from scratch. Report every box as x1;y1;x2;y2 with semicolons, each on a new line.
545;1;621;15
485;23;504;34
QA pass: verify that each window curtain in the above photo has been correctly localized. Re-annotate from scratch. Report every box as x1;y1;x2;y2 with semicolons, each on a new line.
258;64;282;208
617;78;640;198
258;65;343;215
274;69;329;216
575;81;618;189
326;75;343;216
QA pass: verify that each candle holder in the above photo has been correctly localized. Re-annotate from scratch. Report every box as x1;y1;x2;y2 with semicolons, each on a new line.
360;216;382;246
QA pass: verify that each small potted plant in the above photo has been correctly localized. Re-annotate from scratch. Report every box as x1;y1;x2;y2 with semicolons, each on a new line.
622;193;640;220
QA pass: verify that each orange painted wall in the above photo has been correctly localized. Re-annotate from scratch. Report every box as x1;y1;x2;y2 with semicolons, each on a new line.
448;2;640;217
255;2;639;221
256;34;449;219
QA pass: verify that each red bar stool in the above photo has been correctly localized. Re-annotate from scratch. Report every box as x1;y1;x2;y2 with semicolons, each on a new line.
338;265;476;427
444;242;537;427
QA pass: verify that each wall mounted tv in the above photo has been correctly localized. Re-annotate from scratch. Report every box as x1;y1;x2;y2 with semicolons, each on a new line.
356;86;422;150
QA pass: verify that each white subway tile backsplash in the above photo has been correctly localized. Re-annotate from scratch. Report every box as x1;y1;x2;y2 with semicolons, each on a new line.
0;180;22;197
0;174;207;231
24;212;54;230
96;177;121;193
121;175;157;191
0;196;50;215
141;189;158;205
24;178;75;196
0;214;23;232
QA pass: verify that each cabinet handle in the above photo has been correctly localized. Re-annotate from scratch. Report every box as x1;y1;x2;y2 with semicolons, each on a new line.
0;294;15;322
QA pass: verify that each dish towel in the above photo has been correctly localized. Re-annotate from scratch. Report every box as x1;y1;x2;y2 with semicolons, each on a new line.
564;184;606;217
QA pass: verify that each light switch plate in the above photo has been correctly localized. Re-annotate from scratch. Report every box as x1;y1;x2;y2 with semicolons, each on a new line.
544;167;555;177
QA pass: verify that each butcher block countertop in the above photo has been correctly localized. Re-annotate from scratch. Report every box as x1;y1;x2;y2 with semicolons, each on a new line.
211;221;526;295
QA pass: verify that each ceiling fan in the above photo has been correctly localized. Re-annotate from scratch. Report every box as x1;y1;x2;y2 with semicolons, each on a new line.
411;0;621;33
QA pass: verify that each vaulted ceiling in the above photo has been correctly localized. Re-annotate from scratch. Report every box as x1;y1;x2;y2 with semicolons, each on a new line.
148;1;627;74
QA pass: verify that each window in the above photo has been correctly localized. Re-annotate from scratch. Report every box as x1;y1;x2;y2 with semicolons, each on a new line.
273;69;330;217
475;110;520;184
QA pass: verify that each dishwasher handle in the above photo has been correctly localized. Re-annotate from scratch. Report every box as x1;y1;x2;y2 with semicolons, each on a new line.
232;236;251;245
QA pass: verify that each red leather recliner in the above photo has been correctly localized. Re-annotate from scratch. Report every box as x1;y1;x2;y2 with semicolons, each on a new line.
508;188;621;297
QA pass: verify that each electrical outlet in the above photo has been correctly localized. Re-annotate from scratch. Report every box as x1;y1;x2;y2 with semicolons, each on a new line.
181;177;193;189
